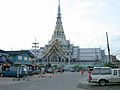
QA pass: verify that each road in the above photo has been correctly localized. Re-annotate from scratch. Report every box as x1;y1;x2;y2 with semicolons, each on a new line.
0;72;120;90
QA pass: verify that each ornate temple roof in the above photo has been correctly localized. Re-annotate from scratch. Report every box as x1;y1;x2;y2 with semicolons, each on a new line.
49;0;68;46
42;40;68;59
41;0;70;60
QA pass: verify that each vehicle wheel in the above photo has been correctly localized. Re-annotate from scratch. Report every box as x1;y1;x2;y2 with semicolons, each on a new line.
99;80;106;86
0;74;4;77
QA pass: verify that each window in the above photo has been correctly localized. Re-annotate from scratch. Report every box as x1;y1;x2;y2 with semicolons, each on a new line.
118;70;120;74
67;53;69;56
57;31;59;36
45;59;47;62
18;56;22;60
55;60;57;62
101;68;111;75
29;58;32;61
48;59;50;62
59;57;61;62
113;70;117;76
118;70;120;77
51;56;57;62
66;58;69;62
92;68;101;75
24;57;27;60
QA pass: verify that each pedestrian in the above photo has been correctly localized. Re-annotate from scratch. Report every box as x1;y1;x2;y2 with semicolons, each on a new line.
41;67;46;78
80;70;84;75
88;73;92;83
39;68;42;78
88;70;92;75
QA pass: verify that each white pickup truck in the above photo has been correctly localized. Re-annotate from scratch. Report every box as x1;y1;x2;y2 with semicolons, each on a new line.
88;67;120;86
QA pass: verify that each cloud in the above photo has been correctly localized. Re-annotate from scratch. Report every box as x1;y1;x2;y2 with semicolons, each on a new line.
65;0;107;16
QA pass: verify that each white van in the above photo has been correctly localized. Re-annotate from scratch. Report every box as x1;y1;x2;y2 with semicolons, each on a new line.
88;67;120;86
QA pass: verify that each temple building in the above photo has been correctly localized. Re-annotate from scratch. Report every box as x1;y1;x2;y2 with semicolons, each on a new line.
31;0;107;68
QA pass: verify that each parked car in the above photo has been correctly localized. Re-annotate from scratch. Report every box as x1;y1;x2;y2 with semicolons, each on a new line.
88;67;120;86
46;68;54;73
0;68;27;77
55;68;62;72
70;68;75;72
32;70;40;74
64;67;71;72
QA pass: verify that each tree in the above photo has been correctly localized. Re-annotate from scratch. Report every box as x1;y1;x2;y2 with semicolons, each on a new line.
53;65;58;69
73;64;83;71
103;63;118;68
45;63;52;69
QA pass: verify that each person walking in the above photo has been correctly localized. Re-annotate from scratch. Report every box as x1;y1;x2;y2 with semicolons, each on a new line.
80;70;84;75
41;67;46;78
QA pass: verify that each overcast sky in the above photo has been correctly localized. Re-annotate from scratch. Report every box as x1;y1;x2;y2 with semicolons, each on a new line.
0;0;120;59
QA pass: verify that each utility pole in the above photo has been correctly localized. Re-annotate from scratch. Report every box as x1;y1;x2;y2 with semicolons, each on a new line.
95;48;99;65
106;32;111;63
32;38;39;67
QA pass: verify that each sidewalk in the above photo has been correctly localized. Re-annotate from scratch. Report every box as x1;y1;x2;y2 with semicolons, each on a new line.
0;73;55;86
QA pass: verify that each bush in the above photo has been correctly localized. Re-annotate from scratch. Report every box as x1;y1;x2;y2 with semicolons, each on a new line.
103;63;118;68
73;64;83;71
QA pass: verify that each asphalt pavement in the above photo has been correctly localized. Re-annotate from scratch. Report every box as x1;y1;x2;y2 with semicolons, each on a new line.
0;73;55;86
0;72;120;90
0;72;88;90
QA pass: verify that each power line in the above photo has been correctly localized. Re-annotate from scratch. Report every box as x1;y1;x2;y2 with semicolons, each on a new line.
112;50;120;55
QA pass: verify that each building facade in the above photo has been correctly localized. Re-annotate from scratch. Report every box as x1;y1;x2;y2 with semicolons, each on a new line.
31;0;106;68
6;50;34;73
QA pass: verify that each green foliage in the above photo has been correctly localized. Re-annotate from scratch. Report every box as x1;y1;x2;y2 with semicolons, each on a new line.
103;63;112;67
52;65;58;69
103;63;118;68
45;63;52;69
73;64;83;71
38;64;44;68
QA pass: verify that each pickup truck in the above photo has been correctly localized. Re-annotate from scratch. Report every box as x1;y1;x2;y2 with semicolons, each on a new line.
88;67;120;86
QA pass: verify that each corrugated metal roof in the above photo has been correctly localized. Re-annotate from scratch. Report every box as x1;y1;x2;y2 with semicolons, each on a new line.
6;50;35;58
